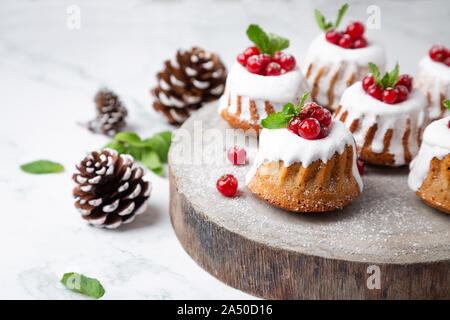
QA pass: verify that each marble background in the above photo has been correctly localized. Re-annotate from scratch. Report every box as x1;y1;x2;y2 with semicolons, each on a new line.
0;0;449;299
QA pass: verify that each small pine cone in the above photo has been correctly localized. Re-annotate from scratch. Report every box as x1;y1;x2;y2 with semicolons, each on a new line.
88;89;128;136
152;46;227;125
72;149;151;229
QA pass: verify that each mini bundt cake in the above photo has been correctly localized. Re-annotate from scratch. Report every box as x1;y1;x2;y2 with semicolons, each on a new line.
334;63;428;166
415;44;450;120
247;95;363;212
219;24;309;135
303;4;386;111
408;115;450;214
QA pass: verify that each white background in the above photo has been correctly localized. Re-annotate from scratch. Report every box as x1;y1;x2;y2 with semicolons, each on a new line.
0;0;449;299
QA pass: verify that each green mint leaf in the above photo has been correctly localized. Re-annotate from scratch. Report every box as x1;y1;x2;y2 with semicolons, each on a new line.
20;160;64;174
297;92;310;113
142;149;163;176
443;100;450;110
267;33;290;56
142;136;169;163
335;3;349;28
156;131;172;147
388;63;399;87
114;132;141;145
314;9;329;31
282;103;296;115
61;272;105;299
368;62;381;86
246;24;270;54
381;72;390;89
261;112;294;129
247;24;289;56
103;141;128;154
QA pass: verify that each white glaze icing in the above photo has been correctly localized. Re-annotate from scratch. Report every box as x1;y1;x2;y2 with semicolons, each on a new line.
408;117;450;191
246;120;363;192
303;33;386;110
219;62;310;122
336;82;428;166
415;56;450;120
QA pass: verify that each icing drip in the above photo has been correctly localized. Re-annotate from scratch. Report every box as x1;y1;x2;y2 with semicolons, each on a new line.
415;56;450;120
246;120;363;192
337;82;427;166
303;33;386;110
408;117;450;191
219;62;310;121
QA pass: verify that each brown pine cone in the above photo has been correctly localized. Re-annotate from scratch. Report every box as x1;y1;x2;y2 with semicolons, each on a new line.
152;47;227;124
88;89;128;136
72;149;151;229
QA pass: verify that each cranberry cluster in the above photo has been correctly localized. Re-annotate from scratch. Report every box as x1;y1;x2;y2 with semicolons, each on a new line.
288;103;332;140
362;74;413;104
429;44;450;66
325;21;367;49
237;46;296;76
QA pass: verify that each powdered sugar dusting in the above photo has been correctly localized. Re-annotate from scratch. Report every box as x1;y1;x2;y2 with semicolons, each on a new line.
169;103;450;264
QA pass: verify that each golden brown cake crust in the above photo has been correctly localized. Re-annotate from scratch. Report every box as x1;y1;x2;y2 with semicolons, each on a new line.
416;155;450;214
220;108;262;135
247;145;361;212
334;105;420;166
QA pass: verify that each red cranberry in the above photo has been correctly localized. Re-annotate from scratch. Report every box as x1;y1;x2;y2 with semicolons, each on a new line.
367;84;383;100
444;56;450;67
429;44;447;62
243;46;260;59
317;125;330;139
298;118;321;140
260;53;272;68
273;51;283;63
321;109;332;128
227;146;246;165
448;120;450;128
383;88;398;104
346;22;365;39
352;38;367;49
288;116;302;133
339;34;352;49
237;53;247;66
264;62;282;76
396;85;409;103
300;104;325;122
246;55;264;74
395;74;413;92
325;29;342;44
362;74;375;91
279;53;296;71
357;159;365;175
216;174;238;197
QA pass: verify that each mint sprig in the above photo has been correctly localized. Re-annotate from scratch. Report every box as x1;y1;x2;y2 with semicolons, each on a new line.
104;130;172;177
20;160;64;174
61;272;105;299
261;92;310;129
246;24;289;57
368;62;400;89
315;3;349;31
443;99;450;110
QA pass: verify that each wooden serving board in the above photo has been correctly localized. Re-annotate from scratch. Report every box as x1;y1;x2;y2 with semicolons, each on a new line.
168;103;450;299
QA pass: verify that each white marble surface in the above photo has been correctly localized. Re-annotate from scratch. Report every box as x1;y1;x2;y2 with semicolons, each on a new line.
0;0;448;299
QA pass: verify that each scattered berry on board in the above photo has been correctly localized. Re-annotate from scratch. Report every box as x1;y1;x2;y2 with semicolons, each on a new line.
227;146;247;165
216;174;238;197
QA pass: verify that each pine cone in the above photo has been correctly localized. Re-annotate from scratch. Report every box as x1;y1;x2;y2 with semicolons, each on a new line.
72;149;151;229
88;89;128;136
152;47;227;125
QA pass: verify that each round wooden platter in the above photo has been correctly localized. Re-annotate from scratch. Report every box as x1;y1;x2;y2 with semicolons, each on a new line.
168;103;450;299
